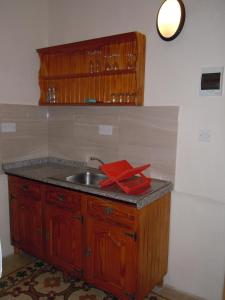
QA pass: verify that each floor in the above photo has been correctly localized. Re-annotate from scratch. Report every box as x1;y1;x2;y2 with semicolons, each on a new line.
1;253;203;300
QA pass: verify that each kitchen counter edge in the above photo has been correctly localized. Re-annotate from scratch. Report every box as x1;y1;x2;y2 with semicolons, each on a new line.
3;157;173;209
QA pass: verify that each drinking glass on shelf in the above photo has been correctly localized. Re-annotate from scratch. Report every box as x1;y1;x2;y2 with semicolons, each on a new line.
130;92;137;103
111;93;116;103
89;60;94;73
127;53;136;70
111;54;120;71
104;55;111;71
119;93;124;103
95;50;102;73
125;92;131;103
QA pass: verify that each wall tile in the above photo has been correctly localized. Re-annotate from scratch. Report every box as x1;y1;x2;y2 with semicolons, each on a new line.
48;106;179;182
0;104;48;166
0;104;178;182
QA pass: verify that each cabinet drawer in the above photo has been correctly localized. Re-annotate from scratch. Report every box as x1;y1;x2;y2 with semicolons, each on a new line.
8;176;41;201
86;196;137;229
46;186;81;211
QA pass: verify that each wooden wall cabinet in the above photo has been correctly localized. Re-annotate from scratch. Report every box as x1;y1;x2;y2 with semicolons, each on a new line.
37;32;146;106
8;175;170;300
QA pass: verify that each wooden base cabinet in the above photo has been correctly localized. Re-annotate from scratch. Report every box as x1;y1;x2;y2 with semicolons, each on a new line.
84;194;170;300
8;175;170;300
8;176;44;259
86;218;137;299
44;185;84;277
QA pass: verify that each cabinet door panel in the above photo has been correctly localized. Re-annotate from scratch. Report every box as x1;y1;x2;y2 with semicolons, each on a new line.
10;196;43;258
86;218;137;297
45;204;83;273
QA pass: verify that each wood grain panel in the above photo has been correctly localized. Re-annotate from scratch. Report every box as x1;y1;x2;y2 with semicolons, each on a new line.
37;32;145;106
136;193;171;300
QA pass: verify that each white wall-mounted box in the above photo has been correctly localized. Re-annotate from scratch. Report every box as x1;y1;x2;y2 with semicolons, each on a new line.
200;67;224;96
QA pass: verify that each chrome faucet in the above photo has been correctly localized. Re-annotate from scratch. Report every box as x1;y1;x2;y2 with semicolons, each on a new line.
90;156;104;166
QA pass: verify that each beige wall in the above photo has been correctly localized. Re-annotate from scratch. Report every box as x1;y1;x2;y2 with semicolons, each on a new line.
0;0;48;105
48;106;178;182
47;1;225;300
0;0;224;299
0;0;48;259
48;0;225;203
0;104;48;167
0;104;48;256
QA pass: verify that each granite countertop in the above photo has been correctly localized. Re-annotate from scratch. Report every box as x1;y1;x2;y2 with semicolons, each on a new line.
3;157;173;209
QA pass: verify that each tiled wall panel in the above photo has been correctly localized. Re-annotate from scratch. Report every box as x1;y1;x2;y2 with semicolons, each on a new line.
48;106;179;182
0;104;48;172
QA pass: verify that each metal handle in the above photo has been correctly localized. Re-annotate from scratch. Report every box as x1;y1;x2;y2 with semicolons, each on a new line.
22;185;28;192
73;215;84;223
104;207;113;215
124;231;137;241
58;194;65;201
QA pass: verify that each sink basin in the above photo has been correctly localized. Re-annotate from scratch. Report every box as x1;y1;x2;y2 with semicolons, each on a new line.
65;171;107;187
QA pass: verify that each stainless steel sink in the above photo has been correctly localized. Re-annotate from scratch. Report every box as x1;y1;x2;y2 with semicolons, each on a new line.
66;171;106;186
50;170;107;187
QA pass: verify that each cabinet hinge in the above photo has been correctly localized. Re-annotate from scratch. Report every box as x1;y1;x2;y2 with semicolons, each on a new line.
124;231;137;241
9;193;15;202
45;231;49;241
85;248;92;257
124;292;136;300
74;215;84;223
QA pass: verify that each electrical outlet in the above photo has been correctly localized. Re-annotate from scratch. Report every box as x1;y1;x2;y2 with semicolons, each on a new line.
98;125;113;135
1;122;16;133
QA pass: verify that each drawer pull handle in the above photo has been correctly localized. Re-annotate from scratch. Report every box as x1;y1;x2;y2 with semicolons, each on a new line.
73;215;84;223
58;194;65;201
104;207;113;215
124;231;137;241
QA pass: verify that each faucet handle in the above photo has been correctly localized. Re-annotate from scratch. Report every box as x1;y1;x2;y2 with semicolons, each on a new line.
90;156;104;166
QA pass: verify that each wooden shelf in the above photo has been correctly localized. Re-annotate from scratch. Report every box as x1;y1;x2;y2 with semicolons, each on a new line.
37;32;146;106
40;102;136;106
41;69;136;80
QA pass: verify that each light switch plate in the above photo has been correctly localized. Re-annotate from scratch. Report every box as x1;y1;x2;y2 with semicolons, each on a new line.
99;125;113;135
199;129;211;143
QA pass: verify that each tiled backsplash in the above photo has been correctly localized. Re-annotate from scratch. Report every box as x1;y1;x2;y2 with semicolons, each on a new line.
48;106;179;182
0;104;178;182
0;104;48;172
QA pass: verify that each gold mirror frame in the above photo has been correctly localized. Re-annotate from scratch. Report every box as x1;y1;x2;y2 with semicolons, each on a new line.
157;0;186;41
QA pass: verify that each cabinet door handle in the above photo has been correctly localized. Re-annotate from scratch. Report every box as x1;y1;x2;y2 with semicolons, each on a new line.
73;215;84;223
104;207;113;215
22;185;28;192
124;231;137;241
58;194;65;201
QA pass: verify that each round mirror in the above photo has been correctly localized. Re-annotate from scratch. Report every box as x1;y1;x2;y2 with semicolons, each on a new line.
157;0;185;41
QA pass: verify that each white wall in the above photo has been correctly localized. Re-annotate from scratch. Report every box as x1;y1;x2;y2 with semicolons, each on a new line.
0;0;48;257
0;0;48;105
0;0;224;299
47;1;225;299
0;174;13;256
